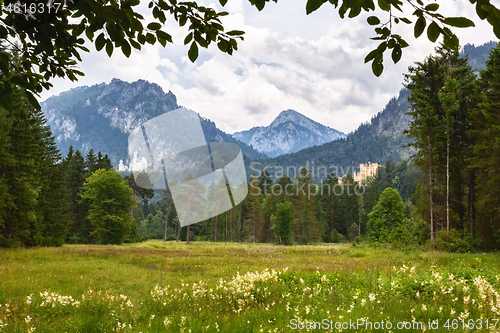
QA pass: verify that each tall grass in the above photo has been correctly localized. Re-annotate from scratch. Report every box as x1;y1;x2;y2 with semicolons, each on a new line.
0;241;499;332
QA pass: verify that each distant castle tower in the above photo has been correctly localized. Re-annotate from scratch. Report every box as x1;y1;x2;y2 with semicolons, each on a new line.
353;162;379;183
337;162;380;184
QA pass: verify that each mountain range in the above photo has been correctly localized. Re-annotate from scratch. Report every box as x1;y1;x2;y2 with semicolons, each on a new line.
41;41;497;178
233;109;345;157
41;79;267;167
244;41;498;178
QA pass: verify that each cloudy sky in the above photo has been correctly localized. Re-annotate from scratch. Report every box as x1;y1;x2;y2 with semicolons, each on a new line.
40;0;498;134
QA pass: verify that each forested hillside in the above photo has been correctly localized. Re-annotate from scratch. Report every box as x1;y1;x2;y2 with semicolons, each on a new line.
41;79;266;166
247;42;498;179
1;42;499;250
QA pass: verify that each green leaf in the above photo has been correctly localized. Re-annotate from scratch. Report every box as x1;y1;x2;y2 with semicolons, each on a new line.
399;17;411;24
362;0;376;11
179;16;187;26
188;42;199;62
121;40;131;57
130;39;142;50
425;3;439;11
147;22;162;31
194;32;209;48
399;38;409;48
145;33;156;44
253;0;266;11
376;41;387;53
95;33;106;51
494;21;500;39
26;92;41;110
184;32;193;45
378;0;390;12
0;26;8;39
157;30;172;43
475;3;488;20
367;16;380;25
414;16;426;38
217;40;228;52
219;0;228;5
0;53;10;74
364;49;378;63
443;32;459;51
306;0;326;14
442;17;475;28
348;6;361;18
391;45;402;63
106;41;113;57
427;21;440;42
372;59;384;77
227;30;245;36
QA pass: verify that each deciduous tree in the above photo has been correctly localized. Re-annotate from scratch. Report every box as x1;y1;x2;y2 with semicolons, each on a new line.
81;168;133;244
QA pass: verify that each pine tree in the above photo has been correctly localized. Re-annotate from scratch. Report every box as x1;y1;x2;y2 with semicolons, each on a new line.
0;86;67;246
405;54;444;241
272;201;294;245
99;153;113;170
85;149;98;176
341;173;360;240
470;43;500;249
319;172;342;242
64;150;87;243
32;107;69;246
246;175;262;242
0;106;14;245
294;165;320;244
1;89;43;246
405;45;478;241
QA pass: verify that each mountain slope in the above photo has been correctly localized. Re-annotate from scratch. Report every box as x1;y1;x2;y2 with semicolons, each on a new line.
41;79;266;167
233;109;345;157
246;42;498;179
247;89;412;178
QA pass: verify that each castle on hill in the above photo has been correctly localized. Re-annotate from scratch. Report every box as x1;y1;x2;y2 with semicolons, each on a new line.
338;162;380;184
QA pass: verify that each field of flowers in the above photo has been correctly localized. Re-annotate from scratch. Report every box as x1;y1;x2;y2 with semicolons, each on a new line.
0;241;499;332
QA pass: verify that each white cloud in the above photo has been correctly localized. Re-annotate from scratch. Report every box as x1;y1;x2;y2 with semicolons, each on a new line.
41;0;498;135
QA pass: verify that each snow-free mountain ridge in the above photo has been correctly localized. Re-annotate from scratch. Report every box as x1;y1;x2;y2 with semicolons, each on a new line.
233;109;346;158
41;79;267;168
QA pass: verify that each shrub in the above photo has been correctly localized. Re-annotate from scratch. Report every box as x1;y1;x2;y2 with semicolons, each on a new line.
433;229;476;253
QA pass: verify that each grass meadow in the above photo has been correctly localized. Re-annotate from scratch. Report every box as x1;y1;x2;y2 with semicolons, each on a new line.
1;241;500;332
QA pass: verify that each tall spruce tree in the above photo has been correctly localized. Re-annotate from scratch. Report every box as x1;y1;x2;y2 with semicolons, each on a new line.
0;86;67;246
341;173;360;240
294;165;320;244
0;107;14;244
64;149;87;243
471;44;500;249
32;107;69;246
319;172;342;242
246;175;262;242
405;45;478;241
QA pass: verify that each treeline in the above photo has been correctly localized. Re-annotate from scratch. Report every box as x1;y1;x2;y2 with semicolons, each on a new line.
0;84;130;246
405;43;500;249
2;44;499;250
134;160;423;246
0;88;67;247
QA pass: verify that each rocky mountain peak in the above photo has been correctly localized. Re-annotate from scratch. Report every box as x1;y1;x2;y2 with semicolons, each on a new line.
233;109;346;157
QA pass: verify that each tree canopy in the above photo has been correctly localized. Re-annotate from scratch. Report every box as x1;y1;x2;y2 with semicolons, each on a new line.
1;0;499;110
81;168;133;244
